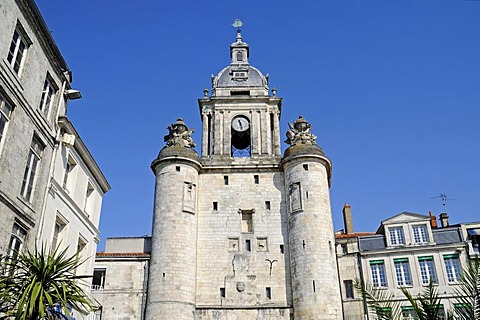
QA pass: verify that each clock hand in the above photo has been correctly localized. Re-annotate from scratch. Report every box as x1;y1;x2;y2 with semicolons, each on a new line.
238;120;242;129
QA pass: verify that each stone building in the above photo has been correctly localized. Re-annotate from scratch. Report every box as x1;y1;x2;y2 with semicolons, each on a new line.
92;237;150;320
145;24;342;319
335;206;480;319
1;2;110;318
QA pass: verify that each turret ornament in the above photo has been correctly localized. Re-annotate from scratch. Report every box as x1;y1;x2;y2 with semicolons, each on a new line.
285;115;317;146
163;118;196;148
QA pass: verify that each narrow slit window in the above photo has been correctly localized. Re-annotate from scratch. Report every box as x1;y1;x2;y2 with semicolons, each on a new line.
245;239;251;252
213;202;218;211
241;213;253;233
220;287;225;298
280;245;284;254
303;164;309;171
254;175;259;184
313;280;316;292
265;201;271;210
176;166;180;172
266;287;272;300
224;176;229;185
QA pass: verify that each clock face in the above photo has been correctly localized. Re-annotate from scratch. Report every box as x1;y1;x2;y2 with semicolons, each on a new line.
232;116;250;132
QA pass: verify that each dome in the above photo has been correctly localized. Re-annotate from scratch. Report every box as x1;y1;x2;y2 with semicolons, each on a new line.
214;65;267;88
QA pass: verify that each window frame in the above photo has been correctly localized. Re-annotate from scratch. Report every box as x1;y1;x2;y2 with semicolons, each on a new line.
38;77;57;117
0;93;14;156
394;258;413;287
443;254;461;283
20;135;44;202
412;224;430;243
418;256;438;285
6;26;30;75
369;260;387;287
388;226;405;246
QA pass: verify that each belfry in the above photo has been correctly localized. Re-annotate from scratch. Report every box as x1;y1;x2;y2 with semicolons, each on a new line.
146;21;342;319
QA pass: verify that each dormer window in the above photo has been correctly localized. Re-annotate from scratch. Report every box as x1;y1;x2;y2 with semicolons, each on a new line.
412;224;429;243
388;227;405;245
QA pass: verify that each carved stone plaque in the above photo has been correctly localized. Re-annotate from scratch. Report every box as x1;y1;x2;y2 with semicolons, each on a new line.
182;182;196;213
289;182;302;212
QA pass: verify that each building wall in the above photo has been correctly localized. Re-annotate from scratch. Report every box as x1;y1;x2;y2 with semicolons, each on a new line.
0;0;70;255
195;170;291;307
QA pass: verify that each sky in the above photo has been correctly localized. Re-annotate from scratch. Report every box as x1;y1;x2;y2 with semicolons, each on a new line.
35;1;480;250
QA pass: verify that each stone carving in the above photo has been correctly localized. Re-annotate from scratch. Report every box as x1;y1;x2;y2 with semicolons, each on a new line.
236;282;245;292
289;182;302;212
182;182;196;213
164;118;196;148
285;115;317;146
228;238;239;252
256;238;268;252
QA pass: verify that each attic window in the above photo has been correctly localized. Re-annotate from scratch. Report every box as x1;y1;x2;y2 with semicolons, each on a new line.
230;90;250;96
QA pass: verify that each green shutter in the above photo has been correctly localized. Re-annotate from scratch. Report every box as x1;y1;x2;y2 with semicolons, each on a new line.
402;306;414;311
369;260;384;265
393;258;409;263
443;254;458;259
418;256;433;261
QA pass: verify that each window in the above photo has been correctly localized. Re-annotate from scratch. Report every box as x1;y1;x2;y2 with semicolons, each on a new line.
418;256;438;284
265;287;271;300
7;223;27;260
51;217;66;251
224;176;229;185
341;244;348;255
245;239;251;252
375;307;392;318
394;258;413;286
39;78;56;116
213;202;218;211
75;237;87;274
0;94;13;154
21;136;44;201
370;260;387;287
241;212;253;233
254;175;259;184
389;227;405;245
62;155;77;191
265;201;271;210
413;225;429;243
344;280;354;299
220;287;225;298
84;182;95;215
92;268;106;290
7;29;28;74
401;306;416;319
443;254;461;283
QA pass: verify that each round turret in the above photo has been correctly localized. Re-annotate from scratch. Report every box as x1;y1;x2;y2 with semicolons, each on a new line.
146;119;200;320
282;115;342;319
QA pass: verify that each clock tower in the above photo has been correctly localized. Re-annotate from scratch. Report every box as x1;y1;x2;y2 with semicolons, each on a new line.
146;22;342;319
198;26;282;162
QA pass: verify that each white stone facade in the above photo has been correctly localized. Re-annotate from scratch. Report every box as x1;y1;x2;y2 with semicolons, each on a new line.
145;29;342;320
1;2;110;319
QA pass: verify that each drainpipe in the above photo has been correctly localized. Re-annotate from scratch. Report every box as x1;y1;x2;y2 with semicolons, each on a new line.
35;78;67;244
141;259;149;320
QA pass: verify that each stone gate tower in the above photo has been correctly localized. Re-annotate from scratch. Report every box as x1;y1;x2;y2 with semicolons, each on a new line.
146;24;342;320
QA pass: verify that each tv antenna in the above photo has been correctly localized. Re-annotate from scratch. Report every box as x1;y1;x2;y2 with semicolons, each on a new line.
430;193;455;213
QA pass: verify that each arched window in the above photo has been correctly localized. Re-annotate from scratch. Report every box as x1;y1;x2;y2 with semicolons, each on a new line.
231;116;250;157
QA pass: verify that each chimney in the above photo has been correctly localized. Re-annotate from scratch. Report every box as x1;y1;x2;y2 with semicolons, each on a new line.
343;203;354;234
429;211;438;229
439;212;449;228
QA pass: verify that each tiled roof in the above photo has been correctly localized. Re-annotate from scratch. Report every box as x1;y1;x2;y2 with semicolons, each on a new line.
96;252;150;257
335;232;375;239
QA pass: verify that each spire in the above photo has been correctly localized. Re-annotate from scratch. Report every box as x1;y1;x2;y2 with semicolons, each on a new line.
230;18;249;66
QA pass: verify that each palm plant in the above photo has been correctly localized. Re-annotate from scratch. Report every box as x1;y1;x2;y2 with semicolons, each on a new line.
354;278;452;320
0;244;93;320
454;258;480;320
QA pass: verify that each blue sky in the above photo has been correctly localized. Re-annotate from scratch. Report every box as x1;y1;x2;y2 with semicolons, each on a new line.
36;1;480;249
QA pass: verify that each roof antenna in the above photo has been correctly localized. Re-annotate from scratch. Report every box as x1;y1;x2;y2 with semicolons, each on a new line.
430;193;455;213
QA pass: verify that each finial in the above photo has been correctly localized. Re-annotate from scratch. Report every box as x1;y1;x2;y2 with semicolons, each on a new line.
203;88;209;98
272;87;277;97
232;18;243;34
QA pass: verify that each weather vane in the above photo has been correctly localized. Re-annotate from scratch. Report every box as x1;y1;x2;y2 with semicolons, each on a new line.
232;18;243;34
